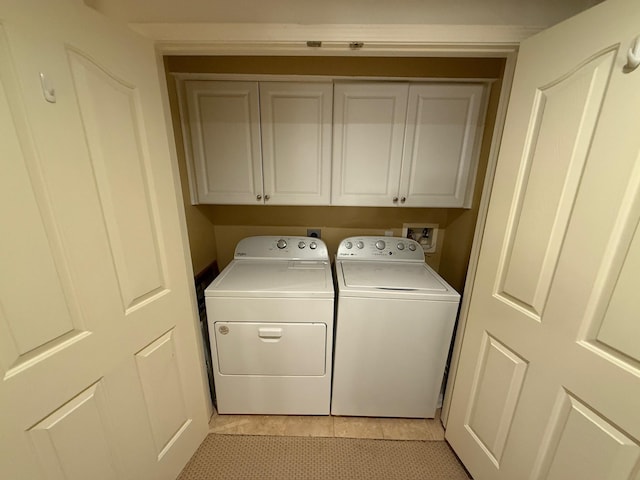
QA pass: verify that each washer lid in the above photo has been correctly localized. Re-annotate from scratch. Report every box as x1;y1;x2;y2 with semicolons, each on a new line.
205;259;334;298
338;261;459;300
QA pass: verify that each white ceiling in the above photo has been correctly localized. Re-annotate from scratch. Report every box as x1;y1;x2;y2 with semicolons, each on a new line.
87;0;602;28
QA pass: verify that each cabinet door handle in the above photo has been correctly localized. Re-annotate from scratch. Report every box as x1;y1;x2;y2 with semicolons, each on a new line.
400;196;406;203
256;194;262;201
393;197;399;202
265;194;270;201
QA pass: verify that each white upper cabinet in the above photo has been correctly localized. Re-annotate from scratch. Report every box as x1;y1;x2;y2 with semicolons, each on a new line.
183;80;263;204
181;78;486;207
259;82;333;205
181;80;332;205
401;84;486;207
331;82;410;206
332;81;487;208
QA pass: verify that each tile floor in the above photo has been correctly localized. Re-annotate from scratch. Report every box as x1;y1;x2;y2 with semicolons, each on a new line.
209;410;445;441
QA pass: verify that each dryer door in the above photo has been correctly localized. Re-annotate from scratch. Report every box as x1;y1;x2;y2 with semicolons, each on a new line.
214;322;327;376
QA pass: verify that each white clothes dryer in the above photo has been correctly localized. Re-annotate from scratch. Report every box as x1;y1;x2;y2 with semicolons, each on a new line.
205;236;334;415
331;236;460;418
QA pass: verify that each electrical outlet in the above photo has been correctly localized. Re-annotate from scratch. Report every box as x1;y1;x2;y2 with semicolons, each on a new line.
307;228;321;239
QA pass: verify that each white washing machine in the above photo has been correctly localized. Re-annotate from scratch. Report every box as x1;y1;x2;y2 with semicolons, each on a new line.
205;236;334;415
331;236;460;418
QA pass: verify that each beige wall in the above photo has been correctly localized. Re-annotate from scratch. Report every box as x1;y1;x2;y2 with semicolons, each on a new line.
183;201;451;273
164;56;504;291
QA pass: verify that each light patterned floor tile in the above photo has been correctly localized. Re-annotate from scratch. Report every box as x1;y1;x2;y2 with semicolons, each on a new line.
209;414;252;434
209;411;445;440
283;415;334;437
379;417;431;440
424;417;446;440
333;416;384;439
234;415;289;436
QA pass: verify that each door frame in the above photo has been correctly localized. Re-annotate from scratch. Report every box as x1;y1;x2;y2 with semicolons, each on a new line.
143;22;522;426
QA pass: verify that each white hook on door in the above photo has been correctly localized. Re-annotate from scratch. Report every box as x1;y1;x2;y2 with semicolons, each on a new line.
625;35;640;73
39;72;56;103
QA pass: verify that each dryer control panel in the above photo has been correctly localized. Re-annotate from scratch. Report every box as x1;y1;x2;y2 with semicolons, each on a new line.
234;236;329;261
336;237;424;261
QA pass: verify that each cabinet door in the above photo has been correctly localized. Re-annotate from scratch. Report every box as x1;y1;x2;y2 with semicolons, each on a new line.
183;81;263;204
260;82;332;205
400;83;486;207
332;83;409;206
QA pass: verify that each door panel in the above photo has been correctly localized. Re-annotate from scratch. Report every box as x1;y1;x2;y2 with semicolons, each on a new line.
0;51;83;361
0;2;209;479
497;49;615;318
446;0;640;479
69;50;167;308
464;333;528;466
135;330;191;460
530;390;640;480
28;382;120;480
583;165;640;364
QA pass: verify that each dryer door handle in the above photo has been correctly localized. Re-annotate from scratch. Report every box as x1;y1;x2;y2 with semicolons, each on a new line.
258;327;283;340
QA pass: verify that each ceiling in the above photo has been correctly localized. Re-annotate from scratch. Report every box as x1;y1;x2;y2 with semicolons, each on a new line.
87;0;602;28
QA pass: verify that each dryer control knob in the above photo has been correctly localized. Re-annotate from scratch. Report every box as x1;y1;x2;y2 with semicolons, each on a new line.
277;239;287;249
356;241;364;249
309;242;317;250
375;240;386;250
408;243;417;251
298;241;306;249
397;242;405;250
344;241;353;249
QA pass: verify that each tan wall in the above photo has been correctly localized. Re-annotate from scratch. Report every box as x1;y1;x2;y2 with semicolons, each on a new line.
164;55;505;290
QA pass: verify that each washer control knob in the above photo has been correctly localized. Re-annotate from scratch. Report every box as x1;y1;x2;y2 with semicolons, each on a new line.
276;239;287;249
344;241;353;249
397;242;405;250
298;241;306;249
408;243;417;251
309;241;317;250
356;241;364;249
375;240;386;250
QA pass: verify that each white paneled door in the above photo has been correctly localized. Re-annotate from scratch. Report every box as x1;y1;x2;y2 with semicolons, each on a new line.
446;0;640;478
0;1;209;479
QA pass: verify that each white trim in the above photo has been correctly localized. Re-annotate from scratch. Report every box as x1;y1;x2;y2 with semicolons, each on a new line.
172;72;499;84
441;51;518;428
136;23;532;56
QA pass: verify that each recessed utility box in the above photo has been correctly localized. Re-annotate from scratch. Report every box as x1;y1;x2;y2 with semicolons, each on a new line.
307;228;321;239
402;223;438;253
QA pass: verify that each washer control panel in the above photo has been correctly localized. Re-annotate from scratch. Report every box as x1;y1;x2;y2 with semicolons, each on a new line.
234;236;328;260
337;236;424;261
